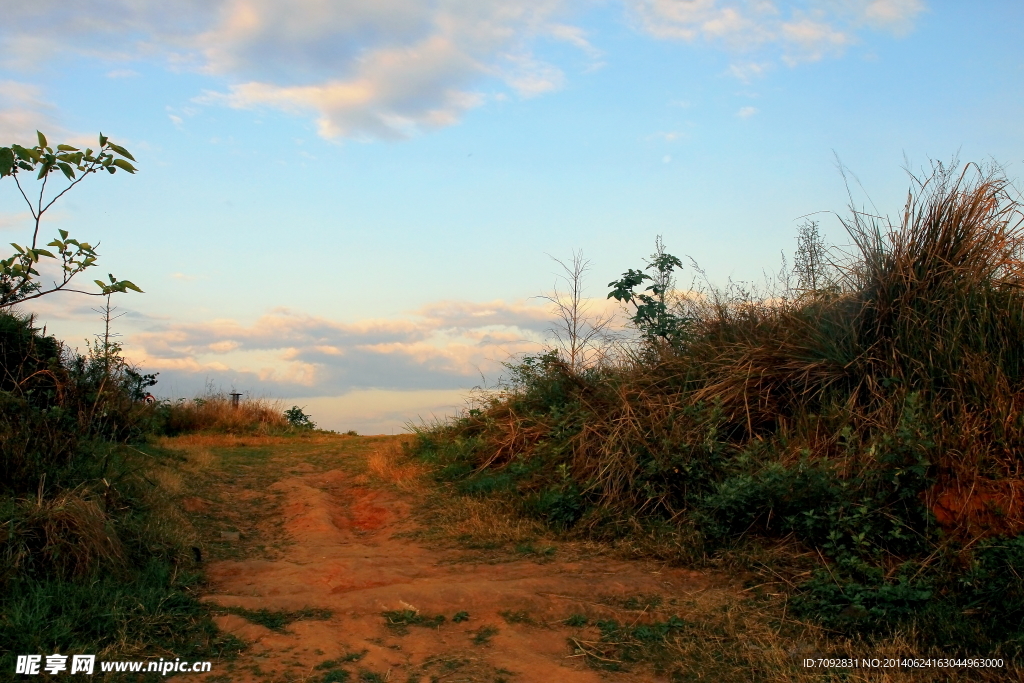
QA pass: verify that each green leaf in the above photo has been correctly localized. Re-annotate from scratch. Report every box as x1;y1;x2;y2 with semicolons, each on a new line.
118;280;143;293
57;162;75;180
0;147;13;177
32;249;54;259
56;144;79;152
107;143;135;161
59;229;69;239
94;279;106;289
111;158;136;173
99;133;108;147
37;131;47;148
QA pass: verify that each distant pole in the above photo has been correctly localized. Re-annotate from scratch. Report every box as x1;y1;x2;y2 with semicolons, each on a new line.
229;392;242;408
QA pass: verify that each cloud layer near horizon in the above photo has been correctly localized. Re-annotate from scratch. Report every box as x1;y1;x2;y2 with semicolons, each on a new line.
124;299;561;397
0;1;924;142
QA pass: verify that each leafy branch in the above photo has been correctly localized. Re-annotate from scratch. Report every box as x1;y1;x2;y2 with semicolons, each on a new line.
0;131;142;307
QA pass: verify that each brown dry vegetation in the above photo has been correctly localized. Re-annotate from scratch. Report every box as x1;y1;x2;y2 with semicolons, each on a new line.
163;394;292;435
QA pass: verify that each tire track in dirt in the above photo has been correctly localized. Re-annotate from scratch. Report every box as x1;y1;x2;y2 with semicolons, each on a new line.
195;442;724;682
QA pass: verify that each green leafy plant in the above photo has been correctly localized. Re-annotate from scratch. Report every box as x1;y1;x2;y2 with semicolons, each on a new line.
607;237;690;344
1;132;141;306
284;405;317;429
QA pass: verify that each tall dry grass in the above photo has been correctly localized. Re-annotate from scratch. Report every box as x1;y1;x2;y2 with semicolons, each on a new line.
163;393;291;435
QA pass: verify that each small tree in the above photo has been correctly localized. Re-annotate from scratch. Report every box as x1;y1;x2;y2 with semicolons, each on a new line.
607;236;690;345
793;219;836;294
0;131;141;307
539;250;612;372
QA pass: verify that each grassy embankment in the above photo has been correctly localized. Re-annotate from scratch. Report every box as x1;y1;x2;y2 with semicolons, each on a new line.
409;162;1024;673
0;317;315;677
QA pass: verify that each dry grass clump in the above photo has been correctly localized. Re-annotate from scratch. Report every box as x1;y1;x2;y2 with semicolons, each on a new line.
3;491;125;581
163;393;291;435
366;435;426;490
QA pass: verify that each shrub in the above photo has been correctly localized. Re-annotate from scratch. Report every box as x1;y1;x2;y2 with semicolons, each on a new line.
284;405;317;429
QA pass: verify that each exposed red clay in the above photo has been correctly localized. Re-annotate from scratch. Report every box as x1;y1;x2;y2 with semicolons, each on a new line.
197;466;721;682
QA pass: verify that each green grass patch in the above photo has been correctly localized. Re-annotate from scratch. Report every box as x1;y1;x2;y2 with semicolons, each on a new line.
220;605;332;632
0;560;244;672
499;609;534;625
382;609;446;634
471;625;499;645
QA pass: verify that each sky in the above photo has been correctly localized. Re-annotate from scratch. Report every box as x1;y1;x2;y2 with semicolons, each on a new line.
1;1;1022;433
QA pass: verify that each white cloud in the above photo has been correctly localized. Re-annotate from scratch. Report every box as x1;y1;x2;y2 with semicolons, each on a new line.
106;68;139;78
728;60;772;81
862;0;926;34
0;211;32;232
0;1;925;138
0;0;583;141
737;105;758;118
0;81;61;144
630;0;925;71
125;300;556;396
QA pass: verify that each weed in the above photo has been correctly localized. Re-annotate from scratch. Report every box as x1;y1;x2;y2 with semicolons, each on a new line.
499;609;533;625
563;613;588;627
620;594;663;611
383;609;446;634
514;541;556;557
452;611;470;623
221;606;332;632
572;616;692;671
471;625;499;645
317;651;368;669
322;670;351;683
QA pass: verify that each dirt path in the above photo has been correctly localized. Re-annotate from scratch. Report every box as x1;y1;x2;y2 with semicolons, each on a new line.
173;434;745;683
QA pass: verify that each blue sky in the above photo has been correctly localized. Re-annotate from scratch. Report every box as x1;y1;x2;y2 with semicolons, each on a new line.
2;1;1022;432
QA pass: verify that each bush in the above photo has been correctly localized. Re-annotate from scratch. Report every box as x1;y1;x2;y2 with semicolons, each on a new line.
284;405;317;429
